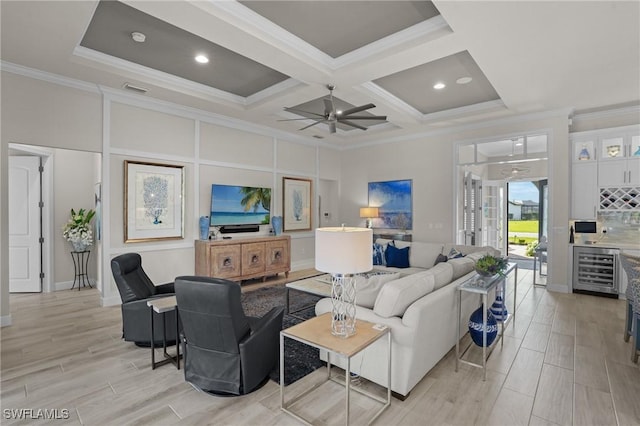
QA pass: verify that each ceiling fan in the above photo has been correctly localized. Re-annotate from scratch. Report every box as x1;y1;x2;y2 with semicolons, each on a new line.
501;165;530;179
279;84;387;134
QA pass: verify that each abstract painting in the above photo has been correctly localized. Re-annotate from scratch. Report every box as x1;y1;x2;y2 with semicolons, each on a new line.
368;179;412;230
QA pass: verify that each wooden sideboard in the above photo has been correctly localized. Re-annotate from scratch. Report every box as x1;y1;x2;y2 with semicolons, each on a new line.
195;235;291;282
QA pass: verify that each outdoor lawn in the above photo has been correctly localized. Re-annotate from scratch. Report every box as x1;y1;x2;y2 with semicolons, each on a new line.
508;220;539;246
508;220;539;233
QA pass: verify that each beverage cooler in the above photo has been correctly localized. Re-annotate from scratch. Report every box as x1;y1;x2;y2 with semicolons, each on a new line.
572;246;619;296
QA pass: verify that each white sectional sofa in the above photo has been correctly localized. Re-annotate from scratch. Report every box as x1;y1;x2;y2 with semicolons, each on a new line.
315;239;500;399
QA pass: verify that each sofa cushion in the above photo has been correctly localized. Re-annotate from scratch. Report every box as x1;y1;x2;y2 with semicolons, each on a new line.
448;257;476;280
430;262;454;290
355;272;401;308
385;244;410;268
373;271;436;318
465;251;489;262
409;242;445;269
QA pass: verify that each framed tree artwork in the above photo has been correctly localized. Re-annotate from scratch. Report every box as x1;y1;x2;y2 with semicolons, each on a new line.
283;177;312;231
124;160;184;242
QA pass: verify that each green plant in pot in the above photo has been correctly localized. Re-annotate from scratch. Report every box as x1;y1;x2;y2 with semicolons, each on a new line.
475;254;508;277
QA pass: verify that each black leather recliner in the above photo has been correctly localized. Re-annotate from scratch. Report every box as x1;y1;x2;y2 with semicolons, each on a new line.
175;276;284;395
110;253;177;346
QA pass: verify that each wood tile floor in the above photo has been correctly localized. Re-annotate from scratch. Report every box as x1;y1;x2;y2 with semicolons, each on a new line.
1;268;639;425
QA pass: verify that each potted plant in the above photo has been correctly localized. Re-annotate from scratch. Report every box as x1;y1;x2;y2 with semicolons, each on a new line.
474;254;508;277
62;208;95;252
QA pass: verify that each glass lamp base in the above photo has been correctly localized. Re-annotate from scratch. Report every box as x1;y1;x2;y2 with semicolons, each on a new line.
330;274;357;338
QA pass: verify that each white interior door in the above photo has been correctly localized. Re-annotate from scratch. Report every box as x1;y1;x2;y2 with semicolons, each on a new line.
9;156;41;292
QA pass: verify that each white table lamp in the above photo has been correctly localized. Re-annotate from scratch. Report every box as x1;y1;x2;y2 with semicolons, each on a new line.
315;226;373;337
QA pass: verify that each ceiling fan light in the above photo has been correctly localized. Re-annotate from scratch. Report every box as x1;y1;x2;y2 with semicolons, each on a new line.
456;76;472;85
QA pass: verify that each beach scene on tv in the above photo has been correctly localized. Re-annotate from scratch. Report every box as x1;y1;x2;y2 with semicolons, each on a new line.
210;184;271;226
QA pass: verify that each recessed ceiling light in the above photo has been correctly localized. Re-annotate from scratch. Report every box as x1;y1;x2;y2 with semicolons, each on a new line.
336;110;343;115
195;55;209;64
131;32;146;43
433;82;446;90
456;77;473;85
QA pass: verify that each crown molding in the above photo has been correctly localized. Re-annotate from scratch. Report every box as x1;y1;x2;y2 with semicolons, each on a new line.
344;107;572;151
569;123;640;139
572;104;640;122
421;100;506;122
1;61;100;94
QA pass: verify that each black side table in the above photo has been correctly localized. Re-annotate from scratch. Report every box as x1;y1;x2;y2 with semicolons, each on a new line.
70;250;92;290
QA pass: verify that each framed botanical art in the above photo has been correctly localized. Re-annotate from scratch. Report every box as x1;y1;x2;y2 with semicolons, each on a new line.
283;177;312;231
368;179;413;230
124;160;184;242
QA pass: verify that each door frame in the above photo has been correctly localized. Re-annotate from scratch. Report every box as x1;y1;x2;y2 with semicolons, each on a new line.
9;144;54;293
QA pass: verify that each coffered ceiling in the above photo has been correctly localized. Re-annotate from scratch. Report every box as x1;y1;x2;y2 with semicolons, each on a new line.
1;1;639;147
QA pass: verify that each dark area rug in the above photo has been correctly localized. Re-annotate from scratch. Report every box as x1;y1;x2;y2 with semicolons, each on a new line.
241;284;325;386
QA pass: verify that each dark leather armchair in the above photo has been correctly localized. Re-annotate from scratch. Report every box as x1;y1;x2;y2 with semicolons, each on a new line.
175;276;284;395
110;253;177;346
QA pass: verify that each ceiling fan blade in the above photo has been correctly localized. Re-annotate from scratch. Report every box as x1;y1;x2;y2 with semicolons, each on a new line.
340;103;375;116
299;119;325;131
339;119;367;131
284;107;325;118
278;117;325;122
323;98;335;115
339;115;387;120
329;121;337;134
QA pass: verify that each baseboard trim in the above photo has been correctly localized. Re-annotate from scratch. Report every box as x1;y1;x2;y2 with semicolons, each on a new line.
291;259;315;271
546;283;570;293
101;295;122;307
1;314;13;327
55;278;96;291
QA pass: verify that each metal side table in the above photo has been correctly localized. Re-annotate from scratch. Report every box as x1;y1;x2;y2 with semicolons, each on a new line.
456;262;517;380
70;250;92;290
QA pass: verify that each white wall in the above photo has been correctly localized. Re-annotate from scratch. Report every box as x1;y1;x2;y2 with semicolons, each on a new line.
1;67;638;321
53;148;101;289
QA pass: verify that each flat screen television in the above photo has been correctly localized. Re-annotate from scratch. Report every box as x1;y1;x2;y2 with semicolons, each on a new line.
210;184;271;226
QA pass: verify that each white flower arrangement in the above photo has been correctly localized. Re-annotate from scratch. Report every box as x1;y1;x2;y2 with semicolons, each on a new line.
62;208;95;248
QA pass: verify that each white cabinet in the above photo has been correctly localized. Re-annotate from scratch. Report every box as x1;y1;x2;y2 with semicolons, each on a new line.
571;162;598;219
598;134;640;186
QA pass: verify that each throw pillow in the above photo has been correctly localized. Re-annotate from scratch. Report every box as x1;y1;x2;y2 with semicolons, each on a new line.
372;243;385;266
355;272;401;308
373;271;436;318
448;247;464;259
385;243;410;268
433;253;448;266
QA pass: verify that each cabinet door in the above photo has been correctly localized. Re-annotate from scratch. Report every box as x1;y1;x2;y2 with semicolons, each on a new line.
241;242;266;276
210;245;241;279
572;162;597;219
598;159;627;187
627;157;640;185
265;239;290;272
